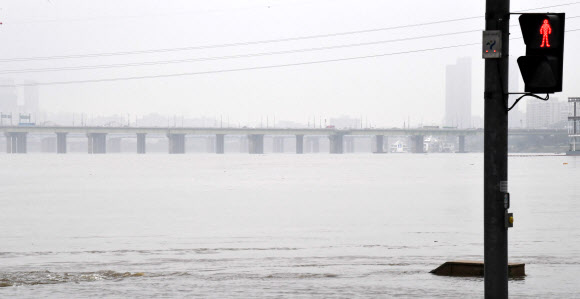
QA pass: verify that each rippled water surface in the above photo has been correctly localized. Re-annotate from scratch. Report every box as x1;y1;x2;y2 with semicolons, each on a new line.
1;153;578;298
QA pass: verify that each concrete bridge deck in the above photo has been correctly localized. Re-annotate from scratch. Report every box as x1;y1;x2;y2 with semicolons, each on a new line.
0;126;567;154
0;126;566;136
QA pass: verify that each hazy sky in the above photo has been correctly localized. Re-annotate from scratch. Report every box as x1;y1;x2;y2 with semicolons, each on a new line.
1;0;579;127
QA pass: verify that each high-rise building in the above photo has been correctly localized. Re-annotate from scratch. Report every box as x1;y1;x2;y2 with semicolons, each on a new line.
445;57;472;128
526;98;568;128
0;79;18;114
23;81;39;115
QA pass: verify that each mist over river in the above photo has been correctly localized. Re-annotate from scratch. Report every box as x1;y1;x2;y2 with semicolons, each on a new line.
1;154;578;298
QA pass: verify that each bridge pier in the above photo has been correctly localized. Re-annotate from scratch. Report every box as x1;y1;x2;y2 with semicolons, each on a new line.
374;135;386;153
57;132;67;154
296;135;304;154
5;132;27;153
411;135;424;153
329;134;344;154
272;137;284;153
216;134;225;154
168;133;186;154
248;134;264;154
87;133;107;154
137;133;146;154
457;135;466;153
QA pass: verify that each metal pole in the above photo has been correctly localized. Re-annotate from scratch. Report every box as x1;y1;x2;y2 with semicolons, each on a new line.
574;101;577;151
484;0;510;298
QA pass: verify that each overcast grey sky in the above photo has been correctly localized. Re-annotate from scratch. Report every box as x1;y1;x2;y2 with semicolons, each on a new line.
1;0;579;127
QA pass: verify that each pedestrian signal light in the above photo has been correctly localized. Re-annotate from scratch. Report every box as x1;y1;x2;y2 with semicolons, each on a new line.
540;19;552;48
517;13;565;93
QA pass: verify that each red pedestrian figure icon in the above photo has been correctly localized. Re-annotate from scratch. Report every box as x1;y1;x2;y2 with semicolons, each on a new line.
540;19;552;47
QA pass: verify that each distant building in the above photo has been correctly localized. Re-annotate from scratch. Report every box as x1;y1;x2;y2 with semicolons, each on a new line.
276;120;304;128
329;115;361;129
568;97;580;154
509;107;526;128
0;79;18;114
445;57;472;128
526;98;568;128
23;81;39;115
508;57;525;128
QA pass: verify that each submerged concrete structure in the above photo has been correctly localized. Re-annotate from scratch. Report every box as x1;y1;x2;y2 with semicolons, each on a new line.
430;260;525;278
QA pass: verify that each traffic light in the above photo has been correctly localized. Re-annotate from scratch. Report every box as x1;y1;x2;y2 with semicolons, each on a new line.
517;13;565;93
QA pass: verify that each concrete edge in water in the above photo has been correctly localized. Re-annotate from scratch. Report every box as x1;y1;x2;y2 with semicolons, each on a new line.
430;260;525;277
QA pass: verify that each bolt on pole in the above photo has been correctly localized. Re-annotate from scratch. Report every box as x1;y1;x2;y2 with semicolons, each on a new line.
484;0;510;298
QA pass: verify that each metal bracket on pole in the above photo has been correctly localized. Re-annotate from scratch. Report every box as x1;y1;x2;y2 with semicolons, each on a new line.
505;211;514;228
503;193;510;209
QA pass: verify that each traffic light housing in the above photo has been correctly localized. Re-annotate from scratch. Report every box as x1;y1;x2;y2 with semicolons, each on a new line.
517;13;565;93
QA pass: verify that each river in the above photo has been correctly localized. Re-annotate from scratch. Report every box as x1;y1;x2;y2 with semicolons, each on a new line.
1;153;578;298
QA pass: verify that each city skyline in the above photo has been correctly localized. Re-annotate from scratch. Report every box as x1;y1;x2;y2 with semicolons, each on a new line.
2;1;580;128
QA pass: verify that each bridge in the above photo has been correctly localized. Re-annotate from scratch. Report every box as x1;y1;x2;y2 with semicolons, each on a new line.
0;126;567;154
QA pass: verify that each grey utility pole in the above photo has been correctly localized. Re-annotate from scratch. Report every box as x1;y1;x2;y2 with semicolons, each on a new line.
484;0;510;298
